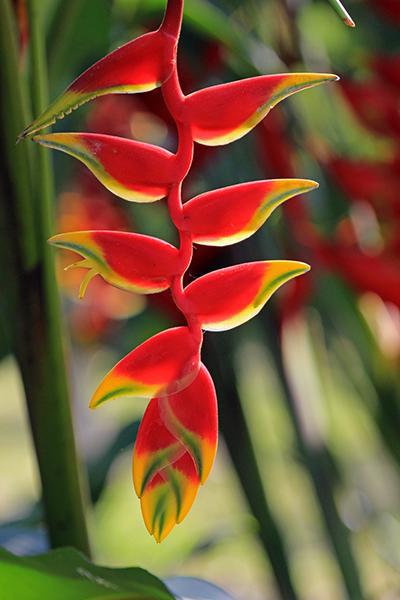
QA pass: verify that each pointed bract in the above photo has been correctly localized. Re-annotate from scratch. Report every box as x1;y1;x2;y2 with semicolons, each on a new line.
184;179;318;246
20;29;176;139
133;364;218;542
185;261;310;331
34;133;176;202
90;327;201;408
184;73;338;146
49;230;180;296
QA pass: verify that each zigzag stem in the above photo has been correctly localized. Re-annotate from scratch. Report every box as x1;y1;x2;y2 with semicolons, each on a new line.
162;48;203;347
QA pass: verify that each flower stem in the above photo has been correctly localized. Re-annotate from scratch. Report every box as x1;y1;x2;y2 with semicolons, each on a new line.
3;0;91;554
162;30;203;345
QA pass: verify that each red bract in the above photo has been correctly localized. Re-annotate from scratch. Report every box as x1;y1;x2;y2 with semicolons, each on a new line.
133;364;217;543
183;179;318;246
49;231;180;296
20;17;180;138
185;261;310;331
34;133;175;202
23;0;337;541
90;327;201;408
184;73;337;146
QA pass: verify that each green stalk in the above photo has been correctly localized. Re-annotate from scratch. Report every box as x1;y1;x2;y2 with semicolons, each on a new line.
327;0;355;27
203;335;299;600
0;0;90;554
0;0;37;270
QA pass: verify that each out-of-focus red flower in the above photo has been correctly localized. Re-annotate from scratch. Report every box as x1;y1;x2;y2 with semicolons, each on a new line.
340;78;400;138
327;157;400;220
368;0;400;24
371;54;400;90
316;241;400;307
258;109;296;178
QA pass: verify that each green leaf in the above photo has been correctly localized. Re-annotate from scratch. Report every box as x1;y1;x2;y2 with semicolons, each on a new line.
0;547;174;600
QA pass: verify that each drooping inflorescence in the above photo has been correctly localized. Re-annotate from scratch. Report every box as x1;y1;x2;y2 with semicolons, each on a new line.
22;0;337;542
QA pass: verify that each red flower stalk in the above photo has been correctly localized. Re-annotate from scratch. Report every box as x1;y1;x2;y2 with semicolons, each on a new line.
22;0;337;542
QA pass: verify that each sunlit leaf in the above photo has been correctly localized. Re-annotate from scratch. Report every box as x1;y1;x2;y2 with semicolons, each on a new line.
184;179;318;246
34;133;175;202
185;261;310;331
49;230;180;296
133;364;218;542
0;547;174;599
20;29;176;138
90;327;201;408
184;73;338;146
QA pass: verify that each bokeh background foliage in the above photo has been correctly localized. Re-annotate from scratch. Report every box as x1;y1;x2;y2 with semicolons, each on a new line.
1;1;400;599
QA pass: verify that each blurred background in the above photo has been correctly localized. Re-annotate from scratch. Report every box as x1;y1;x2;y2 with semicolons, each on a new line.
1;1;400;598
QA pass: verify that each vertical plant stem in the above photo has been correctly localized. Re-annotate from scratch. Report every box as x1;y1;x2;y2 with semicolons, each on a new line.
0;0;37;270
0;0;90;553
203;335;299;600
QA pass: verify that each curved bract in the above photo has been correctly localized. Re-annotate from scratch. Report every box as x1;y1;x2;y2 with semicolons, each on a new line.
133;364;218;542
90;327;201;409
184;73;338;146
34;133;175;202
184;179;318;246
49;231;180;296
20;29;176;139
185;261;310;331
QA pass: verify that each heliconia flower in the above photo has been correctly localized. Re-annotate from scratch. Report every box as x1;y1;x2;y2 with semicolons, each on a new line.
185;261;310;331
19;0;338;545
34;133;175;202
49;230;180;297
20;29;176;139
183;73;338;146
183;179;318;246
90;327;201;408
133;364;218;542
